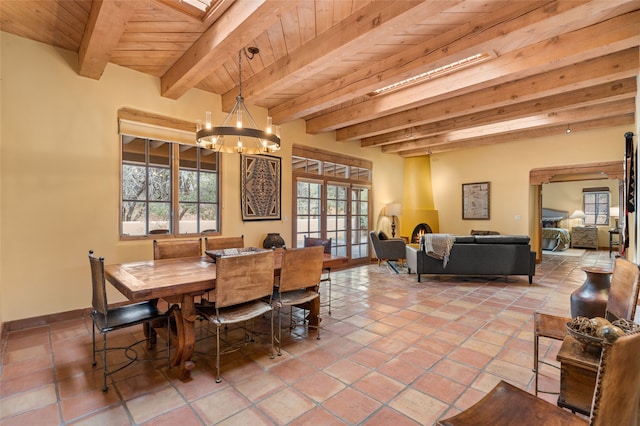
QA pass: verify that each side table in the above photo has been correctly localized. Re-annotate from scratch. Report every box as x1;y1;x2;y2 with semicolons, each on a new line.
609;228;620;257
571;226;598;249
556;334;600;416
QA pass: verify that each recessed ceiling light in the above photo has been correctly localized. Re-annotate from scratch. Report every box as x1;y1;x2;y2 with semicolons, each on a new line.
371;52;493;96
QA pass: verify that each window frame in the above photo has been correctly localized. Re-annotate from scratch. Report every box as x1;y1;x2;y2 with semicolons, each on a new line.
118;108;221;240
583;187;610;226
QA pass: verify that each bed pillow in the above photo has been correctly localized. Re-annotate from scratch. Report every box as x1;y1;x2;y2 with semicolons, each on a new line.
542;217;563;228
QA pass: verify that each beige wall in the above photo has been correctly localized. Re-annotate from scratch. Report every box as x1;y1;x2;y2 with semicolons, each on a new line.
430;125;634;237
0;33;404;323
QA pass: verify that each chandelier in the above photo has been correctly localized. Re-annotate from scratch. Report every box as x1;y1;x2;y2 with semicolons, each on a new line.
196;47;280;154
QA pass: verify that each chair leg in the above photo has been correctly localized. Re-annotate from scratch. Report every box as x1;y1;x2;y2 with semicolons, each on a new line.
102;333;108;392
215;324;222;383
277;306;283;356
533;332;539;396
91;322;97;367
270;310;275;359
166;318;171;369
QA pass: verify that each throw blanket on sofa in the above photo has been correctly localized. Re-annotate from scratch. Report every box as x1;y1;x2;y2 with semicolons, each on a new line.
420;234;456;267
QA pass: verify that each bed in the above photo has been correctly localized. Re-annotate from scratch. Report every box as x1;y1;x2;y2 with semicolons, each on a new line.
541;208;571;251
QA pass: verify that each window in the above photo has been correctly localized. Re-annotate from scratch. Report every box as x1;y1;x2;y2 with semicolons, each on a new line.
292;145;372;263
121;137;220;237
583;188;610;226
118;108;220;238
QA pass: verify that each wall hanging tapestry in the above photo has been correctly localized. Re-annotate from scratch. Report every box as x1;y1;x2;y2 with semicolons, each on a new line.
240;154;281;221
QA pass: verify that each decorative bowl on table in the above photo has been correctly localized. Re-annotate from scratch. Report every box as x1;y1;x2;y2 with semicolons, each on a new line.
565;322;604;350
566;317;640;351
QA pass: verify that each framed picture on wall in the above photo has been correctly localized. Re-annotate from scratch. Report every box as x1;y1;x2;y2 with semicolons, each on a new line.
462;182;490;220
240;154;281;221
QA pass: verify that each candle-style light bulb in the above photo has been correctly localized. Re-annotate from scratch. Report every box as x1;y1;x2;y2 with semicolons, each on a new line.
236;109;242;128
237;137;243;153
266;116;272;134
205;112;212;130
196;120;202;132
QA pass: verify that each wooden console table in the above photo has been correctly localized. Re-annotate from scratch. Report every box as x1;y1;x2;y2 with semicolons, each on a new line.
556;334;600;416
572;226;598;249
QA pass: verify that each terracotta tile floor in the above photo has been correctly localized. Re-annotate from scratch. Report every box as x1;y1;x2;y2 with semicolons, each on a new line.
1;250;615;425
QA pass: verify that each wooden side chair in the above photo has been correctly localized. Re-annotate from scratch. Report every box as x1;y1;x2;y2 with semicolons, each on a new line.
532;257;640;396
273;245;324;356
89;250;169;392
153;238;202;260
195;250;275;382
303;236;333;314
438;329;640;426
204;235;244;251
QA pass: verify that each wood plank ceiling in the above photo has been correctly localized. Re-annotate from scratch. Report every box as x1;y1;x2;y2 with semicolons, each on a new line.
1;0;638;156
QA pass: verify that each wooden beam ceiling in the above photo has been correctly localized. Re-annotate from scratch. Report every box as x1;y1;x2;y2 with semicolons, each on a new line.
1;0;637;157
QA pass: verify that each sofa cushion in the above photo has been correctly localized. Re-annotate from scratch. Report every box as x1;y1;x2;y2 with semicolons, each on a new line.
474;235;530;244
378;232;388;240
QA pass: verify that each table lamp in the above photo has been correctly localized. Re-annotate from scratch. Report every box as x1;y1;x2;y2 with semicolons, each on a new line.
570;209;586;226
386;203;402;238
609;206;620;229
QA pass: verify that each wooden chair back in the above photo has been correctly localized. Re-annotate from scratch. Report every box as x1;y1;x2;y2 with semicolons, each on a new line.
214;250;275;309
304;236;332;254
279;246;324;293
605;257;640;321
89;250;108;316
153;238;202;260
591;329;640;425
205;235;244;251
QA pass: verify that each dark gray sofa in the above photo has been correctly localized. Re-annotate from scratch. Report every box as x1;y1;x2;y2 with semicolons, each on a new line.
405;234;536;284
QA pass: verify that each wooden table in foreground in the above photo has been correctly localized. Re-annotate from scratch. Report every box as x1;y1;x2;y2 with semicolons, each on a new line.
105;250;347;381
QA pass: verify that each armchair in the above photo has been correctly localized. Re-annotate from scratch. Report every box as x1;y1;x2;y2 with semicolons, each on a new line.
369;231;406;273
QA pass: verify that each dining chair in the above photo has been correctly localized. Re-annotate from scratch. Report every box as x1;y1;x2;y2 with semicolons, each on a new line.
195;250;275;382
303;236;333;314
153;238;202;260
439;329;640;426
204;235;244;251
89;250;170;392
532;257;640;396
273;245;324;356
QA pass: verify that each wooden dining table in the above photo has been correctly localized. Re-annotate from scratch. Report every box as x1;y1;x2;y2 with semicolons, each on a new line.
104;249;348;381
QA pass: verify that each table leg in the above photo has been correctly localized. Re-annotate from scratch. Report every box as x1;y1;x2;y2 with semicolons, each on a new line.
308;290;320;327
176;294;197;381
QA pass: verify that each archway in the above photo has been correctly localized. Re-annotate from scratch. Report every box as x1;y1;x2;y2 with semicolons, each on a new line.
530;161;625;262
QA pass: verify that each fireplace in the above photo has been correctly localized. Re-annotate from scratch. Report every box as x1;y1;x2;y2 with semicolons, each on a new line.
411;223;433;243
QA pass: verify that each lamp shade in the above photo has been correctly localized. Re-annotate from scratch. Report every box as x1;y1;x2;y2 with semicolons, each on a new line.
386;203;402;217
569;210;586;219
610;207;620;218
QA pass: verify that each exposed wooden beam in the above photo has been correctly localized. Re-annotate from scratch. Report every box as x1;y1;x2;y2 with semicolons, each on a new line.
394;107;635;156
160;0;296;99
400;114;635;157
367;78;636;148
269;0;564;124
221;0;446;112
305;9;640;134
338;48;639;141
78;0;137;79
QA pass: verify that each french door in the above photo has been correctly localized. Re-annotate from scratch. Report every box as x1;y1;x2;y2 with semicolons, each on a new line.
295;178;370;262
